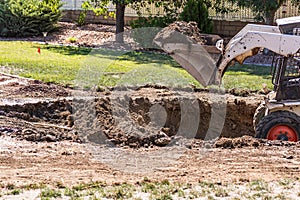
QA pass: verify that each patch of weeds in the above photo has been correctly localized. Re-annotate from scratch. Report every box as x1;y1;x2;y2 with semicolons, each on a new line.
262;195;273;200
275;193;288;200
143;177;150;182
72;181;105;192
207;195;214;200
55;181;66;189
40;188;62;199
251;193;272;199
103;183;134;199
198;188;210;197
22;183;41;190
72;183;85;191
177;189;185;198
278;178;292;189
249;180;270;192
214;187;229;197
64;187;81;198
141;182;157;193
251;192;263;198
6;183;15;190
199;181;215;189
8;189;22;195
161;179;170;186
189;190;200;199
156;194;172;200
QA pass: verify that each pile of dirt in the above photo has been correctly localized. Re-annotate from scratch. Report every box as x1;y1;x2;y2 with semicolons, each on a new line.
213;135;300;149
154;21;205;46
0;73;70;98
214;136;260;148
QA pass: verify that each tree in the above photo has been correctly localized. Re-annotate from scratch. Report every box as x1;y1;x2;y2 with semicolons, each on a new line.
115;0;126;43
83;0;136;43
180;0;213;33
84;0;185;43
227;0;300;25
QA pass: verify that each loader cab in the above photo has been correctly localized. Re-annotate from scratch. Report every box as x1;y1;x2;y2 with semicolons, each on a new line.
272;55;300;101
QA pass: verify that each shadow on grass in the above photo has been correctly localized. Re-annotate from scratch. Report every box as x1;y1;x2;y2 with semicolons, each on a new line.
119;51;181;67
226;64;272;78
39;45;92;56
35;44;181;68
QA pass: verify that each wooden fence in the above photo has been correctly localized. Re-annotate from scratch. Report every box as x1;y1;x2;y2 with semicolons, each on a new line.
61;0;299;22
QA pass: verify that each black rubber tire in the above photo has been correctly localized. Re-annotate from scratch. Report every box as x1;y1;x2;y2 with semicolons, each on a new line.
253;101;266;131
255;110;300;141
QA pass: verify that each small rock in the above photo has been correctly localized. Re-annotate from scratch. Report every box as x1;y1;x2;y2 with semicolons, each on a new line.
129;143;138;148
161;127;171;135
24;134;36;141
154;137;171;146
284;155;294;159
41;134;57;142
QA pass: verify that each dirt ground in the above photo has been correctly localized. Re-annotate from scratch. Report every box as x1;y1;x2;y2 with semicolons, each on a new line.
0;73;299;192
0;136;300;188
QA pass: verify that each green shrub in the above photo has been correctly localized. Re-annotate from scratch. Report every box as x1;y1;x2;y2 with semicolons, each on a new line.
77;1;90;26
180;0;213;33
130;16;175;48
67;37;77;43
0;0;62;37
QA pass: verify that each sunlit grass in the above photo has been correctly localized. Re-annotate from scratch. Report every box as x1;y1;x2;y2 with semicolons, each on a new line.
0;41;274;90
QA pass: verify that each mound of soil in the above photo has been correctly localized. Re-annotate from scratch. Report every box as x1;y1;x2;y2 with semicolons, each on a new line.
0;73;70;98
213;135;300;149
154;21;205;46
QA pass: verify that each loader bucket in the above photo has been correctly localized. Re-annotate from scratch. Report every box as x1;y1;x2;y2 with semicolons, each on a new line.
154;31;222;87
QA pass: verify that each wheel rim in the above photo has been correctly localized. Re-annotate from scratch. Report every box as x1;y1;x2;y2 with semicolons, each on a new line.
267;125;298;142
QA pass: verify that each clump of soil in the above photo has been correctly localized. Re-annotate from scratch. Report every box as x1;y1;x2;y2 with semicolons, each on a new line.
214;136;260;148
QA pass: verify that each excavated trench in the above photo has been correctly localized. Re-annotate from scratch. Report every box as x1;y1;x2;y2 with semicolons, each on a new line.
0;85;263;147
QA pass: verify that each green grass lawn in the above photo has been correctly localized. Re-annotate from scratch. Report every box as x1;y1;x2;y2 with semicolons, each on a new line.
0;41;273;90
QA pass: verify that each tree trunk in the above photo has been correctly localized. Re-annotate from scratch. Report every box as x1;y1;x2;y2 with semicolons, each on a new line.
265;9;276;25
116;2;126;43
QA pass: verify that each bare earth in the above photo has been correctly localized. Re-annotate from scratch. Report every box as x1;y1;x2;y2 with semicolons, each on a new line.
1;137;300;186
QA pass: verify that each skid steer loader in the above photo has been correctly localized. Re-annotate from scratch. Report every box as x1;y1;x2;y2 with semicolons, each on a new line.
154;16;300;142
